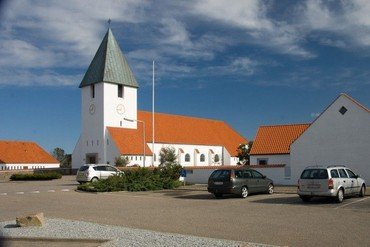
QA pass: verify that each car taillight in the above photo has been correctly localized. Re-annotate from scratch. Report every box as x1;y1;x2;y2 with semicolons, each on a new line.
85;171;89;178
328;178;334;189
230;171;235;181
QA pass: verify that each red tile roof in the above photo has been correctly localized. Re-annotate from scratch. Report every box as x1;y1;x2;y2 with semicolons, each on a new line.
0;141;59;164
250;124;310;155
108;111;247;156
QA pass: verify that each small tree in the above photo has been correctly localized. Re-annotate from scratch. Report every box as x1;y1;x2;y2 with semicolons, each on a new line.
159;146;178;165
52;147;65;162
115;156;130;167
237;141;253;165
157;146;182;187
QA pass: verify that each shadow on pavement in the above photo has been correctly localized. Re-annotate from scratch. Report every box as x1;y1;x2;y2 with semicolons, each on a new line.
251;195;337;206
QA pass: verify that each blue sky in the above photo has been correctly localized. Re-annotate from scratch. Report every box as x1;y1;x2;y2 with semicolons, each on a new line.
0;0;369;153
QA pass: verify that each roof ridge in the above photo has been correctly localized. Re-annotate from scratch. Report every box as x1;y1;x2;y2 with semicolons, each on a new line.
138;110;225;123
258;123;311;128
0;140;36;144
340;93;370;113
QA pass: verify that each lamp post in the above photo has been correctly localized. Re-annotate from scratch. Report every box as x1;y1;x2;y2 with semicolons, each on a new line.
124;118;146;167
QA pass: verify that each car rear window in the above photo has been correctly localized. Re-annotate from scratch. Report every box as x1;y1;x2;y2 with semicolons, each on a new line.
78;166;89;171
300;169;328;179
210;170;231;180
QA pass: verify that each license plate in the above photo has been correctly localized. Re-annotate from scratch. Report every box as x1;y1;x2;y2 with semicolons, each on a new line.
307;184;320;189
214;182;223;185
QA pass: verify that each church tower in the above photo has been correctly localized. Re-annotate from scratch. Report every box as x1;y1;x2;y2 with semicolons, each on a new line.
72;28;139;167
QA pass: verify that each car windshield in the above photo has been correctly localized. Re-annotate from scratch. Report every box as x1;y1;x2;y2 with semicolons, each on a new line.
300;169;328;179
210;170;230;180
78;166;89;171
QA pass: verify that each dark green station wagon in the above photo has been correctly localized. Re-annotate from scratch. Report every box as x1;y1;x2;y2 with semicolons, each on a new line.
208;168;274;198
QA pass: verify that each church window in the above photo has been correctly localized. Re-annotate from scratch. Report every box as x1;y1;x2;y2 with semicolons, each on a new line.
86;141;88;146
200;154;205;162
154;154;156;162
214;154;220;162
120;121;122;127
91;85;95;98
185;153;190;162
91;140;93;146
97;140;99;146
118;85;123;98
107;139;109;145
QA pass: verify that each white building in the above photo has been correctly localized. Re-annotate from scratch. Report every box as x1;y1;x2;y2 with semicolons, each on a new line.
250;93;370;185
72;28;247;169
291;93;370;183
0;140;60;170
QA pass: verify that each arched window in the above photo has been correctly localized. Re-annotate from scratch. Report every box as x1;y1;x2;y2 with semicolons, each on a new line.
214;154;220;162
200;154;205;162
185;153;190;162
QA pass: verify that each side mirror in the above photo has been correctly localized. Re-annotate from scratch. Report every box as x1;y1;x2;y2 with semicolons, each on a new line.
355;174;360;178
262;175;266;179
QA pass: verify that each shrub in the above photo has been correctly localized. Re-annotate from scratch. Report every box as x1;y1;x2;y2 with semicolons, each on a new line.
10;172;62;181
78;166;182;192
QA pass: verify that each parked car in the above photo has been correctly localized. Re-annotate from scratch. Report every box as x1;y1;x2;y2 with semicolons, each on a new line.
207;168;274;198
297;165;366;203
76;164;123;183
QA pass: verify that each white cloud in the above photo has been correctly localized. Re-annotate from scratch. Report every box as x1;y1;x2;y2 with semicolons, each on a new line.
191;0;314;58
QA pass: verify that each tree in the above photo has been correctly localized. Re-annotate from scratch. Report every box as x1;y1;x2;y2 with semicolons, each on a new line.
115;156;130;167
159;146;178;165
237;141;253;165
52;147;65;162
51;147;71;168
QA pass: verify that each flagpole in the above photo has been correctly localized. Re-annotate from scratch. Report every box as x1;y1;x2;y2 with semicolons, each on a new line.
152;60;155;167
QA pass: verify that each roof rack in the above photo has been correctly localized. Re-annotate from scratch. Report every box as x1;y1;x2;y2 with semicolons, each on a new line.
327;165;346;168
304;165;324;168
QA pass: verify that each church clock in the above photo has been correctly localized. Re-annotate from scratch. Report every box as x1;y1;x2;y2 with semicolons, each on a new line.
89;104;96;115
116;104;125;115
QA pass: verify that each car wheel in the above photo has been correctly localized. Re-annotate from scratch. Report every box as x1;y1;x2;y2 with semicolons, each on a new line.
91;177;99;183
336;189;344;203
240;186;248;198
214;193;223;198
359;185;366;197
267;184;274;194
300;195;311;202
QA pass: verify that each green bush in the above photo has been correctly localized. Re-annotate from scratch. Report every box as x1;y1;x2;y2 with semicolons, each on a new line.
10;172;62;181
78;166;182;192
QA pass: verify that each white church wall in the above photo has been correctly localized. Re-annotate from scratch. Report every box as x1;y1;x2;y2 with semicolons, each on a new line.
72;136;83;169
103;83;137;129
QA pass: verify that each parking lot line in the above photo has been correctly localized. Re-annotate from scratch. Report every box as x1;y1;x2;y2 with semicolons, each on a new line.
334;197;369;209
0;193;7;196
61;189;70;192
15;192;24;194
30;191;40;194
47;190;56;192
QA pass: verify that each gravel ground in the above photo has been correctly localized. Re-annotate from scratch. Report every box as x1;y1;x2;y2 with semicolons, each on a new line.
0;218;277;247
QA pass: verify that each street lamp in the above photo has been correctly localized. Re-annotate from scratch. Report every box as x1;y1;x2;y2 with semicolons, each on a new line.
124;118;146;167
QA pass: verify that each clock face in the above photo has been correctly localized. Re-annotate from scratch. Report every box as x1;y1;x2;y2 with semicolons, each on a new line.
89;104;95;115
116;104;125;115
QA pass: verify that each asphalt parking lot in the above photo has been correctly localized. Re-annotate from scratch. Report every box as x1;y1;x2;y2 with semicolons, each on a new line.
1;176;369;246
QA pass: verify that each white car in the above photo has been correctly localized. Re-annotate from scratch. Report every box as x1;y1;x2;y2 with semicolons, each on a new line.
297;165;366;203
76;164;123;183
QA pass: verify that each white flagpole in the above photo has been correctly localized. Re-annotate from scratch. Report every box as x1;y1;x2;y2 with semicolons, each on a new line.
152;60;155;167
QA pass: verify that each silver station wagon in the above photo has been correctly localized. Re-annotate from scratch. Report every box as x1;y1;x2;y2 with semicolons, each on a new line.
297;165;366;203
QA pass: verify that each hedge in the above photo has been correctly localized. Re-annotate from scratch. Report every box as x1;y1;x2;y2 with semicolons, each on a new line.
10;172;62;181
78;164;182;192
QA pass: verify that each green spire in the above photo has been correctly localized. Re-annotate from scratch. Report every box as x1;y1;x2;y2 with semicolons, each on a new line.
79;28;139;88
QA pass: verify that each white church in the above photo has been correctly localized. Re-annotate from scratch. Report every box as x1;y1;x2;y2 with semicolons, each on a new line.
72;28;247;169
